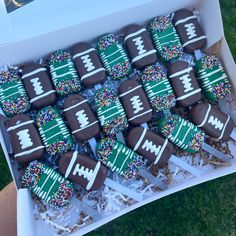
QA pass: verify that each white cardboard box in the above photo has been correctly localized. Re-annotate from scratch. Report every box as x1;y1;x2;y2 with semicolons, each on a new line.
0;0;236;235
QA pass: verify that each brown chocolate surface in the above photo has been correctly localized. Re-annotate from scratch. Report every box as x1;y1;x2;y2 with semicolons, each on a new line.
173;9;206;53
127;126;173;167
168;61;202;107
124;24;157;70
5;114;44;163
72;42;106;87
58;151;108;191
22;63;57;109
190;103;234;141
63;94;100;141
118;80;152;125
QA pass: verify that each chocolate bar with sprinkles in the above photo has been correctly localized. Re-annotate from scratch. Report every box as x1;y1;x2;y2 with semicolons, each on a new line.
118;80;152;125
63;94;100;142
96;138;144;180
59;151;108;191
190;103;234;141
21;161;73;208
72;42;106;87
149;15;183;62
0;67;30;117
124;24;157;69
173;9;207;53
168;61;202;107
140;63;176;112
94;87;128;136
5;114;44;163
195;55;232;101
36;106;73;156
49;50;81;96
22;63;57;109
97;34;131;79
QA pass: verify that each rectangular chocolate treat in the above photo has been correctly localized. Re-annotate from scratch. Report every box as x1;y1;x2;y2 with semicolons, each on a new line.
22;63;57;109
72;42;106;87
127;126;173;167
5;114;44;162
190;103;234;141
59;151;108;191
124;24;157;70
168;61;202;107
63;94;100;142
119;80;152;125
173;9;207;53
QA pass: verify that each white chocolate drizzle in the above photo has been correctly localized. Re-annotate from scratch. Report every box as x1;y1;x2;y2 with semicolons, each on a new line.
179;74;193;93
208;116;224;130
130;95;144;114
76;110;89;128
133;36;147;55
16;129;33;149
184;23;197;39
30;77;43;95
81;54;95;72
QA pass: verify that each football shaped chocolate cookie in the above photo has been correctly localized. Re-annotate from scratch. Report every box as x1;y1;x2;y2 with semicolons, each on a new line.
118;80;152;125
59;151;108;191
168;61;202;107
124;24;157;69
127;127;174;167
63;94;100;142
190;103;234;141
5;114;44;162
72;42;106;87
22;63;57;109
173;9;207;53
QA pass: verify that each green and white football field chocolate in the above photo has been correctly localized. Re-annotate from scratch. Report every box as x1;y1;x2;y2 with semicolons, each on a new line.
49;50;81;96
141;63;176;112
0;67;30;117
195;55;232;101
157;114;205;153
36;106;73;155
94;87;128;136
96;138;144;179
97;34;131;79
149;16;183;62
21;161;73;208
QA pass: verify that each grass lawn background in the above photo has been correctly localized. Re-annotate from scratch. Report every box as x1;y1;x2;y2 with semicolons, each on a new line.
0;0;236;235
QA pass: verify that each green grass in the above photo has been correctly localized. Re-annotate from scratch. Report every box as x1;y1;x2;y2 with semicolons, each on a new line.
0;0;236;235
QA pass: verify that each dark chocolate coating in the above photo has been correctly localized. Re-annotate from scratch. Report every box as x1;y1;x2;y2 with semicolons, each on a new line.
124;24;157;70
72;42;106;87
190;103;234;141
63;94;100;141
168;61;202;107
173;9;206;53
5;114;44;163
127;126;173;167
118;80;152;125
58;151;108;191
22;63;57;109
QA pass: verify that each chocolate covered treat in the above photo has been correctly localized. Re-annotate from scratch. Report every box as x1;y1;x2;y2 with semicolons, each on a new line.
118;80;152;125
49;50;81;96
96;138;144;180
59;151;108;191
195;55;232;101
190;103;234;141
149;16;183;62
22;63;57;109
94;87;128;136
97;34;131;79
157;114;205;153
63;94;100;142
127;127;174;167
36;106;73;155
124;24;157;69
0;67;30;117
168;61;202;107
173;9;207;53
141;63;176;112
21;162;73;208
72;42;106;87
5;114;44;162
